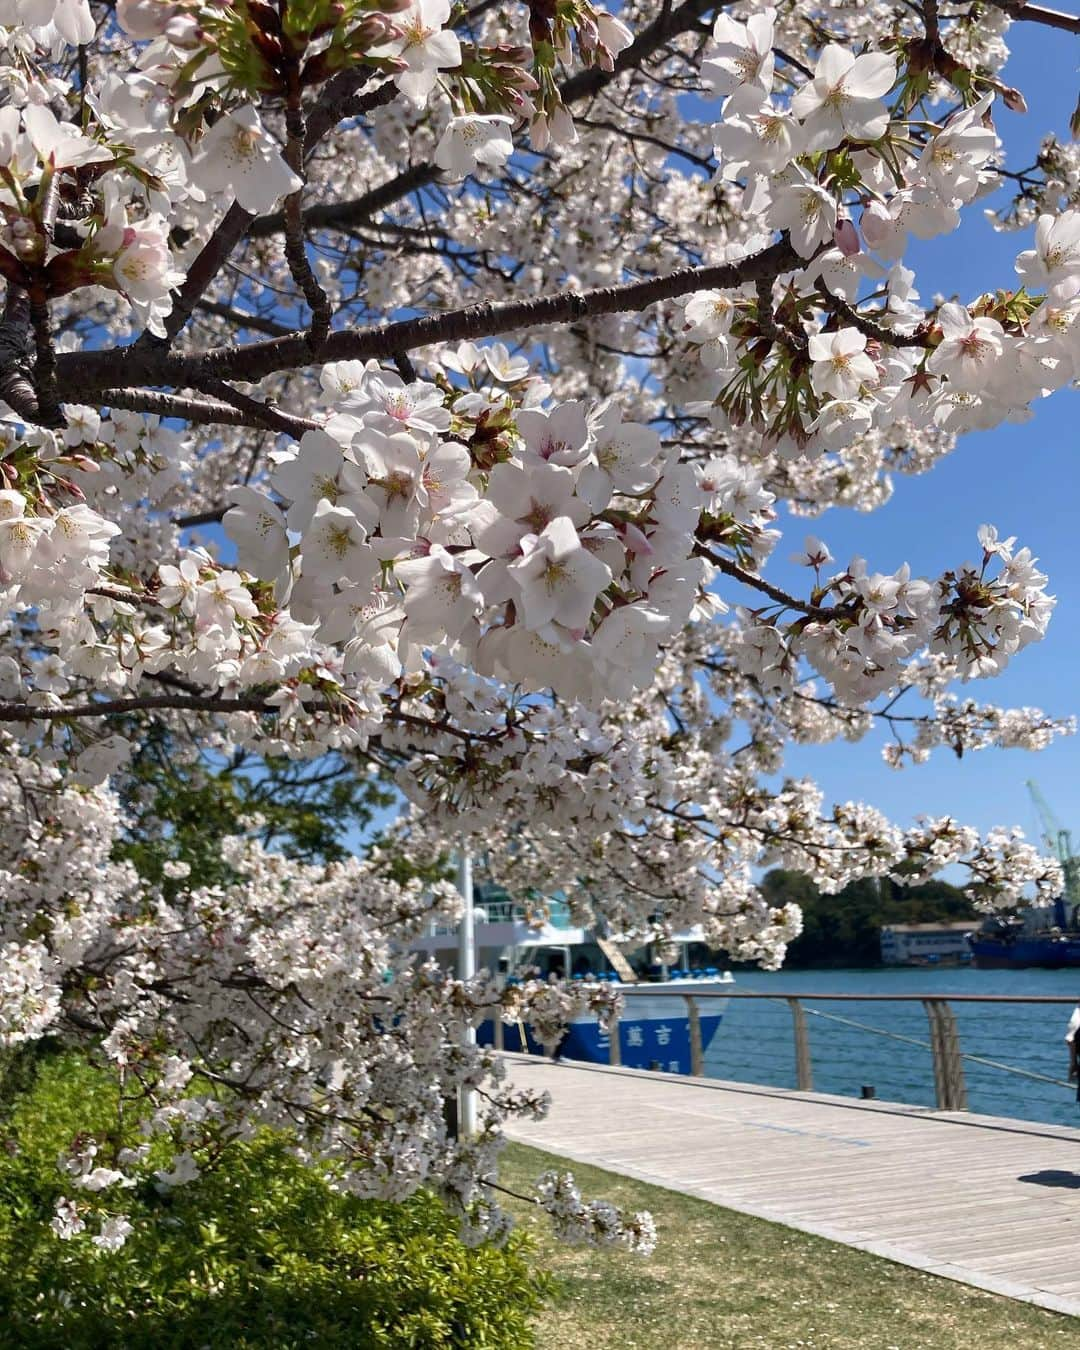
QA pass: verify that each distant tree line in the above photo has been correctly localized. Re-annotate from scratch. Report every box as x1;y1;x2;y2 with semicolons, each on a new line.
757;871;975;969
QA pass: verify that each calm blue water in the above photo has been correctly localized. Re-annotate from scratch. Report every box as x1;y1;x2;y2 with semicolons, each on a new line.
703;968;1080;1128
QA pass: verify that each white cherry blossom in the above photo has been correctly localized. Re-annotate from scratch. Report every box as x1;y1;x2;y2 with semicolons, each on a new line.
191;106;302;214
434;116;514;178
790;46;897;151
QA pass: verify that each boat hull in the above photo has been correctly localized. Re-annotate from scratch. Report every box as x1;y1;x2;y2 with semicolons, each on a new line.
968;937;1080;969
480;992;728;1074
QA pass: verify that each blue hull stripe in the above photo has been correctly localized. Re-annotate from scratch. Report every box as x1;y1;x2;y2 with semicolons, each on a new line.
479;1013;725;1075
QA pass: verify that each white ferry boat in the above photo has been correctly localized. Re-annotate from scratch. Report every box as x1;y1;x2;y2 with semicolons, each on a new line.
412;883;733;1073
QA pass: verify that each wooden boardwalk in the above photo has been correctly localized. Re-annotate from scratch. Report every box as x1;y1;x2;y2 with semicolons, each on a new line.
501;1054;1080;1317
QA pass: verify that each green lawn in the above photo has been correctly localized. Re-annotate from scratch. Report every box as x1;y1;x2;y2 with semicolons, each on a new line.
500;1143;1079;1350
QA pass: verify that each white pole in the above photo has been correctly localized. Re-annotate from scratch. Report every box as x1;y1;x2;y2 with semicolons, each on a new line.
457;840;478;1140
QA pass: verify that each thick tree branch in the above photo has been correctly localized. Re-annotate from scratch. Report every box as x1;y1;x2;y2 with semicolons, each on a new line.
0;287;40;423
174;507;227;528
58;236;802;392
0;694;285;722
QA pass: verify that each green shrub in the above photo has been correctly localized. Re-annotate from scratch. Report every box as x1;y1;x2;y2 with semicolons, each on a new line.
0;1052;546;1349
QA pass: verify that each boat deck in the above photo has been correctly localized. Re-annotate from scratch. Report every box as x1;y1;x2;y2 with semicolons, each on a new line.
501;1053;1080;1317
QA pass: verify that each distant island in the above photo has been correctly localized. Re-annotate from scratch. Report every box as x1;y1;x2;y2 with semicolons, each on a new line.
756;869;975;969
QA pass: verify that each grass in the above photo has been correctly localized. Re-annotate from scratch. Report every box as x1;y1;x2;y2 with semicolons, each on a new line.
499;1142;1079;1350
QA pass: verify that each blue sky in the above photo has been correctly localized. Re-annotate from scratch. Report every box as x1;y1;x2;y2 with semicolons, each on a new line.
758;23;1080;850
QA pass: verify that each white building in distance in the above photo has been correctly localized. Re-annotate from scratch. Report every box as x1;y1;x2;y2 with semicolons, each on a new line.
880;922;977;966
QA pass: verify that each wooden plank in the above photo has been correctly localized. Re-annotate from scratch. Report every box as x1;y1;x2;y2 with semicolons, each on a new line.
502;1055;1080;1318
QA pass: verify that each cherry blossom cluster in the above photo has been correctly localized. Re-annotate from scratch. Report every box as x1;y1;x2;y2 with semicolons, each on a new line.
0;733;647;1253
679;7;1080;453
0;0;1077;1264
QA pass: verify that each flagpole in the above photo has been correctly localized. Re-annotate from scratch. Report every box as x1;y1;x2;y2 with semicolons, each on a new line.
457;839;478;1139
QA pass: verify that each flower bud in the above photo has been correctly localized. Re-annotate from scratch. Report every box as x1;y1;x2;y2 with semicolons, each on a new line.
834;218;860;257
1002;86;1028;114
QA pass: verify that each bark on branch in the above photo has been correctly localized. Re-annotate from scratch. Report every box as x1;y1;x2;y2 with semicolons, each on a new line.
142;69;385;354
983;0;1080;34
98;386;306;430
57;236;803;392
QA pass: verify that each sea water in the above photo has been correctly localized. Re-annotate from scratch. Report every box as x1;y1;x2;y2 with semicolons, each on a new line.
703;966;1080;1128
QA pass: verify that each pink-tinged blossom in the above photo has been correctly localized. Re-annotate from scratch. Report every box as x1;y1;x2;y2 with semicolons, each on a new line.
507;515;612;633
516;402;589;467
918;93;998;204
927;302;1004;392
375;0;462;108
302;500;378;586
768;171;838;256
1015;211;1080;288
791;536;834;568
713;89;802;177
396;545;484;641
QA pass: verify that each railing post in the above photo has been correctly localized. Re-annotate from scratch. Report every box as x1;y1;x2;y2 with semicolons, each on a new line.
608;1009;621;1066
923;999;952;1109
686;996;704;1077
493;1015;504;1051
938;1000;968;1111
786;997;813;1091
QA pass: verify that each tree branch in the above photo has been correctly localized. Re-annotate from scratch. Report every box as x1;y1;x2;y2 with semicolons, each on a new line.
0;286;40;423
0;694;285;722
190;376;321;437
982;0;1080;34
817;282;928;349
282;98;332;350
696;545;841;620
58;236;802;392
98;386;307;430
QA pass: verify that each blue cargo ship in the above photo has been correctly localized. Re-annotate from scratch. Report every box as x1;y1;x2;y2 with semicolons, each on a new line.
968;899;1080;968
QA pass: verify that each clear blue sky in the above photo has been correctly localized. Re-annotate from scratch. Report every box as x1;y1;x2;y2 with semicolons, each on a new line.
762;23;1080;850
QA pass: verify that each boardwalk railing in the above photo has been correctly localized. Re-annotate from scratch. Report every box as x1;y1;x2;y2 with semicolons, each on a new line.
586;990;1080;1111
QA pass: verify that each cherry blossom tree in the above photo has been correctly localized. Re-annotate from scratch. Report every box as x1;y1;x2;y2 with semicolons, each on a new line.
0;0;1078;1256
